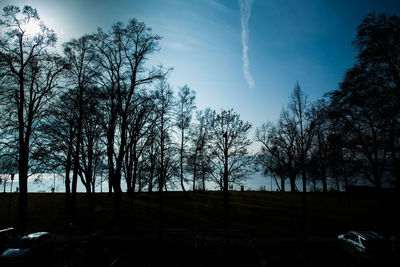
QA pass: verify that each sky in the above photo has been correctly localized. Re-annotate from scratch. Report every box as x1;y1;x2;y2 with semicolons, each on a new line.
2;0;400;129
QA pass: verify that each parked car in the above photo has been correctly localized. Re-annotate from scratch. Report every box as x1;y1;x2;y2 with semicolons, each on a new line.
337;230;389;261
0;232;55;265
0;228;18;254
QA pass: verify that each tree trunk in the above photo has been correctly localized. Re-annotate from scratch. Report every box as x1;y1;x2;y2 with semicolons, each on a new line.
193;149;198;192
65;165;72;192
71;139;81;215
65;123;74;198
114;176;122;221
223;132;229;234
180;130;186;193
113;114;128;221
149;163;154;193
335;174;340;191
289;174;296;192
16;74;28;234
92;179;95;194
17;147;29;234
86;140;94;194
125;154;133;195
71;86;84;216
65;152;72;210
202;167;206;192
79;172;91;194
322;171;327;193
301;168;307;242
132;146;139;195
107;109;116;197
159;128;165;241
138;171;142;193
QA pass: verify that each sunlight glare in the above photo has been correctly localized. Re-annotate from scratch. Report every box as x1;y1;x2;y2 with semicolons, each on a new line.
22;20;42;36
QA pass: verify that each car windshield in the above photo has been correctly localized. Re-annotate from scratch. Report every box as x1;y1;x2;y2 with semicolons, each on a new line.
9;238;33;249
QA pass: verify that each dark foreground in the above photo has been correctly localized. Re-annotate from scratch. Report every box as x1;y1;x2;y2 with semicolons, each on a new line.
49;231;399;267
1;191;400;266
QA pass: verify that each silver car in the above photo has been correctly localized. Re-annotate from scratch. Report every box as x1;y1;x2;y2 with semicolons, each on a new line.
0;232;55;265
338;230;388;260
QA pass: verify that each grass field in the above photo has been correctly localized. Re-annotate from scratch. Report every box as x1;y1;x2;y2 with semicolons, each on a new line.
1;191;399;240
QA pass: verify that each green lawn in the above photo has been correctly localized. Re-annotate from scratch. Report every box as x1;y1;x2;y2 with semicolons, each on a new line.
1;191;399;240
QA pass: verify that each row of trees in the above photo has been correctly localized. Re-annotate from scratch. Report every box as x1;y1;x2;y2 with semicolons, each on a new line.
0;6;255;232
256;13;400;194
1;6;399;232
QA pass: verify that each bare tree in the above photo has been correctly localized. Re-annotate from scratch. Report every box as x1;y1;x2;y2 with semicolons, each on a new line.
206;109;254;190
0;156;18;192
93;19;167;220
0;5;64;232
175;85;196;193
79;86;105;194
63;34;97;212
306;100;328;192
154;78;176;240
40;89;78;206
289;82;314;242
255;112;299;192
307;99;348;193
188;110;212;192
206;109;254;233
327;14;400;192
123;89;156;194
289;82;314;193
143;128;160;193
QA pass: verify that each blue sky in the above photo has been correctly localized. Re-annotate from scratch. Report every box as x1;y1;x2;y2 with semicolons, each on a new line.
2;0;400;131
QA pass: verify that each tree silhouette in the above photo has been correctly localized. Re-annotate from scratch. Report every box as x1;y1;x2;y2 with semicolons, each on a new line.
63;34;97;213
188;110;212;192
123;89;156;194
40;88;78;207
79;86;105;194
175;85;196;194
154;78;176;240
289;83;314;241
205;109;254;234
354;13;400;191
206;109;254;190
256;109;299;192
92;19;167;220
307;100;331;193
289;82;314;194
0;5;64;232
328;13;400;191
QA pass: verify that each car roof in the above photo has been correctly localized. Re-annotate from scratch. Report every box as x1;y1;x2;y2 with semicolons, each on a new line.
24;232;50;239
351;231;383;240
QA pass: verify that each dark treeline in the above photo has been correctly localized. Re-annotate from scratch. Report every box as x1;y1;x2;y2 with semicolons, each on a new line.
256;13;400;194
0;6;255;232
0;6;399;233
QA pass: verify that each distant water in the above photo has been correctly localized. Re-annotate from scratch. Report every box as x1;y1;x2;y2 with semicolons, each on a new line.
246;173;304;191
0;172;306;193
0;174;111;193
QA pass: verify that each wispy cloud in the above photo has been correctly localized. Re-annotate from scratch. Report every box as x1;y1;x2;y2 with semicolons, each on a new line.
239;0;255;89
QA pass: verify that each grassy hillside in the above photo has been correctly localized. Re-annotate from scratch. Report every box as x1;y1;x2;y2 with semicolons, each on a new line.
0;191;399;240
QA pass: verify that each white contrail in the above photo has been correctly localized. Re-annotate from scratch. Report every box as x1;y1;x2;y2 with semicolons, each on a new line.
239;0;254;89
